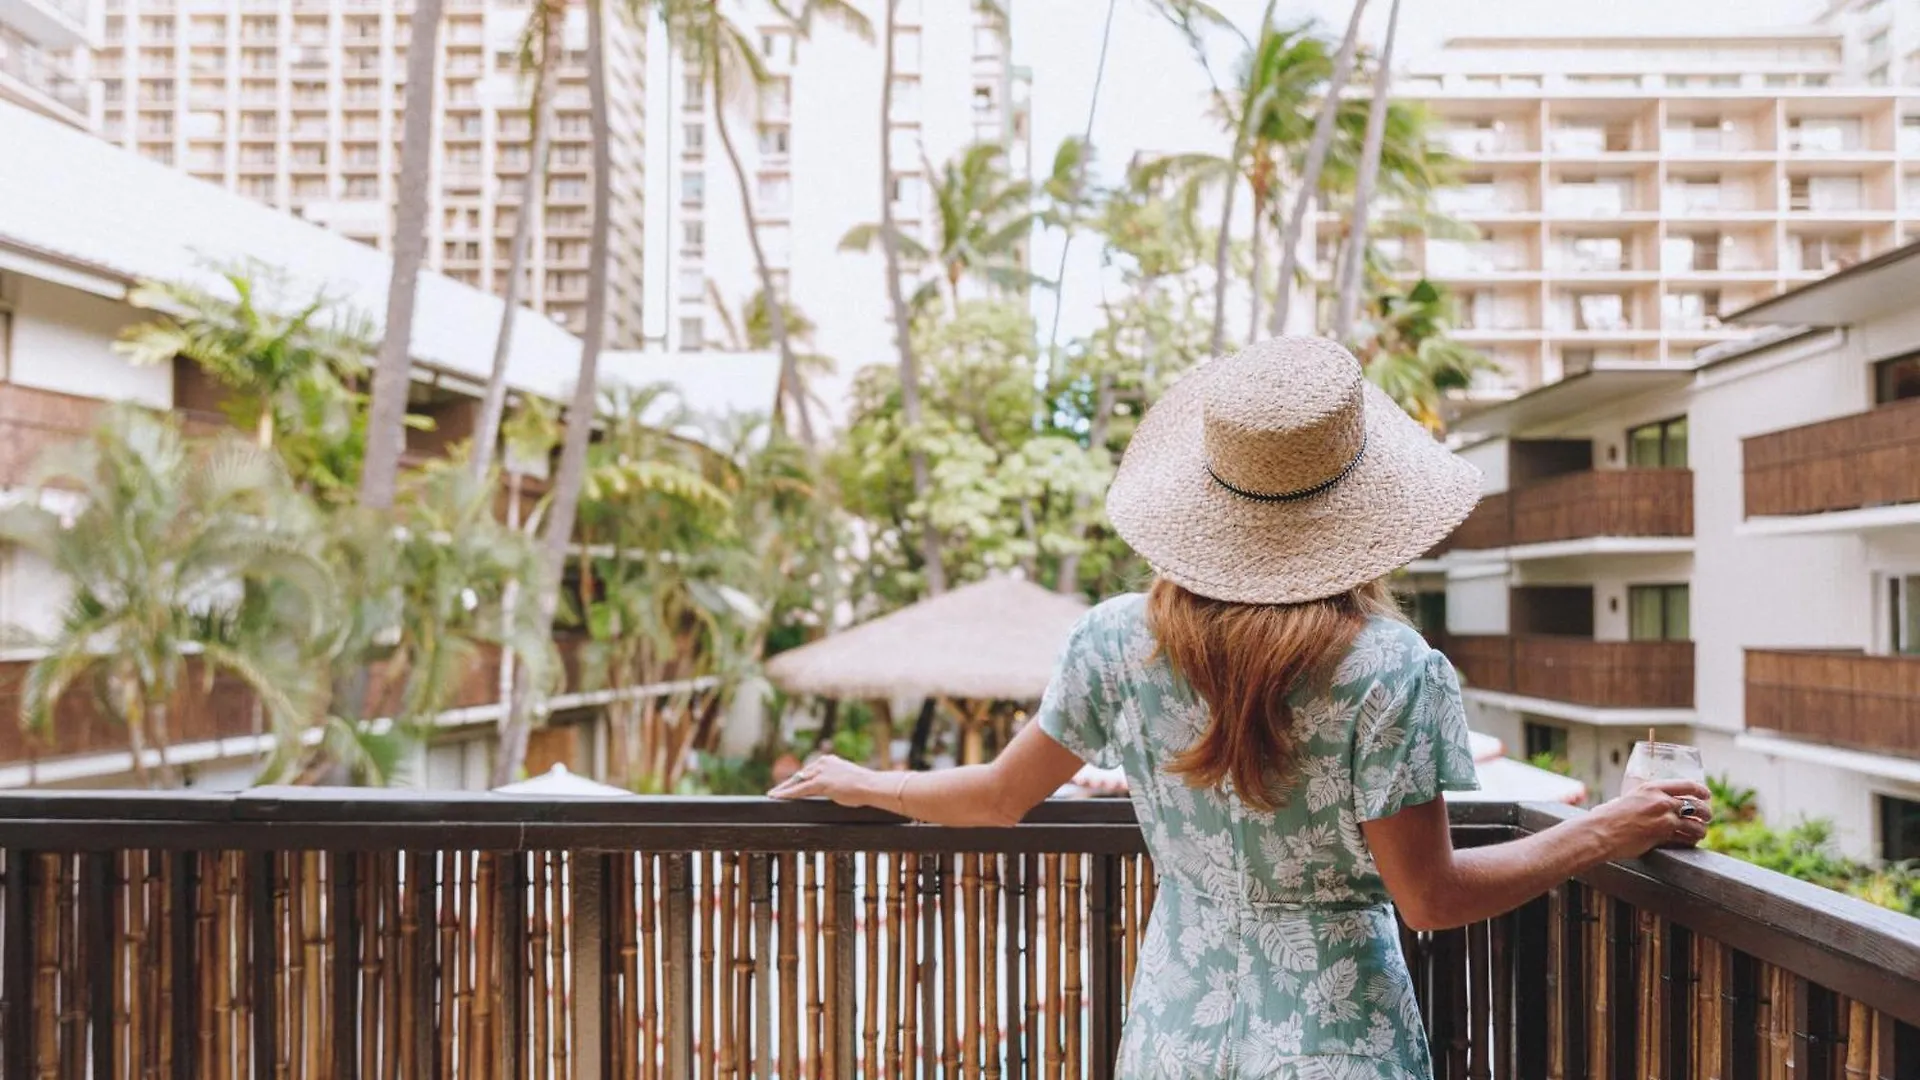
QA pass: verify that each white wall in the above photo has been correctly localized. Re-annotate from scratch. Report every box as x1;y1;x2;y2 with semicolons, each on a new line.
9;278;168;408
1446;568;1510;634
1688;331;1873;737
1456;437;1509;494
0;548;71;643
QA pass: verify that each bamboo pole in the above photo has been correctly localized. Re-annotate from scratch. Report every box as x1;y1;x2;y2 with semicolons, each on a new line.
642;853;660;1080
779;854;799;1080
1063;856;1082;1080
962;853;981;1080
982;856;1001;1080
862;853;881;1079
886;854;904;1080
942;853;959;1077
1044;853;1062;1080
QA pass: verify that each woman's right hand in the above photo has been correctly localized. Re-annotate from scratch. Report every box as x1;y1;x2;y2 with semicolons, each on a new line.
1586;778;1714;861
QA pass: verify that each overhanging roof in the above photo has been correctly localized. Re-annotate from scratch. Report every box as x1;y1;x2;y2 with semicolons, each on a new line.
1728;238;1920;327
1450;363;1695;439
0;102;584;400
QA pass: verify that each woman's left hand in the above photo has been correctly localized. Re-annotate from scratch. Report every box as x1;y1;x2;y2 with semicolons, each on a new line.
767;754;884;808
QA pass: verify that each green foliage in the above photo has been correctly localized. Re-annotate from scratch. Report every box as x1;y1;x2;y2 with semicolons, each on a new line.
116;261;375;449
0;407;329;787
1351;279;1498;432
1526;752;1573;778
1701;778;1917;917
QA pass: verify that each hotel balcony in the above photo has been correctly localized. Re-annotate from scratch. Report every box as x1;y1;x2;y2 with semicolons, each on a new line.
1446;634;1695;711
1743;396;1920;527
1748;649;1920;760
0;382;101;487
0;794;1911;1078
1441;468;1692;557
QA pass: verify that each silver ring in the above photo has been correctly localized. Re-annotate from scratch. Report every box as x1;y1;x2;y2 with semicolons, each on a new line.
1677;797;1699;820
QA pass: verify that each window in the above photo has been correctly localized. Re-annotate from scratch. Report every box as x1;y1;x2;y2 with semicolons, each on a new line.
682;74;703;110
1626;417;1687;468
682;220;704;253
676;267;703;296
756;174;790;213
683;122;704;154
682;172;704;206
679;316;704;352
1875;352;1920;404
972;85;994;113
1628;585;1690;641
1884;796;1920;862
1890;574;1920;654
757;125;788;155
1523;722;1569;762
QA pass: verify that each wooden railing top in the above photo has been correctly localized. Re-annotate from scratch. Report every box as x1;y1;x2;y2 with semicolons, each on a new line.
0;790;1912;1026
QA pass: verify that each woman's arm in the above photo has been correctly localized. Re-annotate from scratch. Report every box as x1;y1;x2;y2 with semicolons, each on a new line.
768;722;1087;826
1361;778;1712;932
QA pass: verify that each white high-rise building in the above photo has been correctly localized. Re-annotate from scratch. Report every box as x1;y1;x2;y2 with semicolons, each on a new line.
647;0;1030;417
2;0;93;125
1380;0;1920;398
90;0;648;345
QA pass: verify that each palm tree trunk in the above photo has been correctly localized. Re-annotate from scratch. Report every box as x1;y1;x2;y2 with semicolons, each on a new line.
879;0;945;595
1331;0;1401;343
492;0;613;788
710;50;815;447
471;0;562;480
148;696;178;788
1206;0;1278;355
359;0;445;510
1246;184;1267;342
1270;0;1368;337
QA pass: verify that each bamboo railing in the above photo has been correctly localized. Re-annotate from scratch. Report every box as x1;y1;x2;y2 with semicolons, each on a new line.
0;794;1914;1078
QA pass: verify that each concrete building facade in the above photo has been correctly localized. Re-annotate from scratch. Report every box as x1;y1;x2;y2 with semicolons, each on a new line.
1394;1;1920;399
646;0;1030;417
1;0;93;124
90;0;648;344
1414;239;1920;862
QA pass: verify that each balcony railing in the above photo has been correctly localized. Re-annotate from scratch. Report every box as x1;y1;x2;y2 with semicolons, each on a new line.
1445;635;1695;708
1743;397;1920;517
1510;468;1693;545
0;383;102;487
0;795;1911;1078
1439;470;1692;553
1747;648;1920;758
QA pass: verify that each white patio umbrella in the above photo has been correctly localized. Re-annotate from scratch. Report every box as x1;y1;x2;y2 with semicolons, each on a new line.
491;763;631;798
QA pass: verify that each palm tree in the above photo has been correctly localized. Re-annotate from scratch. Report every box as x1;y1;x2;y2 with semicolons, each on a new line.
359;0;447;511
114;262;374;448
1269;0;1367;335
574;383;738;788
471;0;566;480
841;142;1040;315
655;0;870;448
1352;278;1495;432
0;408;328;787
289;459;555;785
1330;0;1403;343
492;0;615;787
874;0;942;593
1137;17;1329;351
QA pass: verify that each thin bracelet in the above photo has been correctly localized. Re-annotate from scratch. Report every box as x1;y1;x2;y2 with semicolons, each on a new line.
893;771;913;819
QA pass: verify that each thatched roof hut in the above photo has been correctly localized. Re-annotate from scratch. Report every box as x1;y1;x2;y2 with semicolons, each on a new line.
766;576;1090;703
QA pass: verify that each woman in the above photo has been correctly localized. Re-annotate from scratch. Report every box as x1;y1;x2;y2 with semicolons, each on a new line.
772;337;1710;1079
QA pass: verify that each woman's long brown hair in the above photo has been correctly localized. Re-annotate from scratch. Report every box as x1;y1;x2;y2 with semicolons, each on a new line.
1147;576;1403;812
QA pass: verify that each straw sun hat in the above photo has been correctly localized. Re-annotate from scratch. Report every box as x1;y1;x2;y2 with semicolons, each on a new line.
1107;336;1482;605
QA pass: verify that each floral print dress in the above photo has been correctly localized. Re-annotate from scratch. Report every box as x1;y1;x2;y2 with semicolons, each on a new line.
1035;594;1479;1080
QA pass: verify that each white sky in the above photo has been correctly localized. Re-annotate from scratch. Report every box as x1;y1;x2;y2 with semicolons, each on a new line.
1011;0;1827;344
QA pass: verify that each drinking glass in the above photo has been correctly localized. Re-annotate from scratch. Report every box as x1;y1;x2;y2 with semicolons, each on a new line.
1622;741;1705;793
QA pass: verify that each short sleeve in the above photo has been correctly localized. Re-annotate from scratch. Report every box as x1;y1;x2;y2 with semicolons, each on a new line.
1032;608;1120;770
1352;647;1480;821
